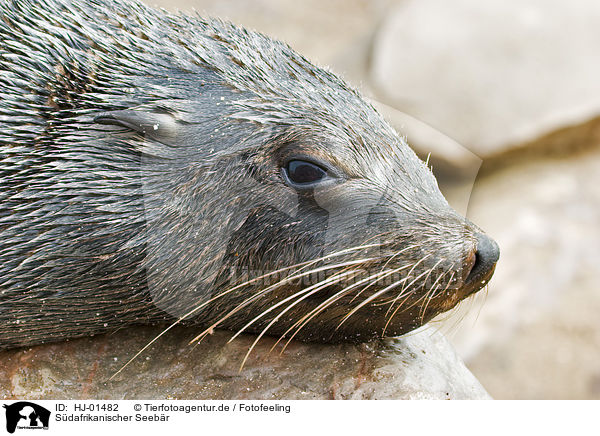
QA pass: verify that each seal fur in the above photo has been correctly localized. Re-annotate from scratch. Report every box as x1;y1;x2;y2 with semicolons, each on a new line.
0;0;499;349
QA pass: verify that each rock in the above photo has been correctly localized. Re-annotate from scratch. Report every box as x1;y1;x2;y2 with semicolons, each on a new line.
370;0;600;157
441;144;600;399
0;328;490;400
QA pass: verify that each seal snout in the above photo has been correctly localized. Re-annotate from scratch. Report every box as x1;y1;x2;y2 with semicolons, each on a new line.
462;233;500;292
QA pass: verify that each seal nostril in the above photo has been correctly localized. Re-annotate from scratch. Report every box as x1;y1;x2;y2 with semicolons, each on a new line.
461;249;477;283
470;251;482;276
464;233;500;285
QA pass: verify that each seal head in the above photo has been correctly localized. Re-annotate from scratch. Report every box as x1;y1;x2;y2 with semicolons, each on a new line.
0;0;498;347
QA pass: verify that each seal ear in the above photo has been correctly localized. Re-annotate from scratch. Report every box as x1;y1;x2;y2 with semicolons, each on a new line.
94;110;217;151
94;110;178;142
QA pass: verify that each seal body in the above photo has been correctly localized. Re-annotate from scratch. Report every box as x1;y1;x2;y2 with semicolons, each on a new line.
0;0;499;350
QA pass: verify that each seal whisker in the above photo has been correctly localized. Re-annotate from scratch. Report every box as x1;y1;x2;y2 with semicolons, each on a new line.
111;245;381;379
336;253;433;329
378;264;441;330
417;262;455;323
237;269;365;370
183;242;384;345
348;262;413;304
188;257;380;345
395;253;434;294
228;269;362;344
379;255;445;315
407;268;455;316
272;268;399;353
404;270;457;329
347;243;421;305
384;259;444;318
378;243;421;273
432;297;470;338
373;268;435;307
472;284;489;326
418;278;444;324
378;262;451;335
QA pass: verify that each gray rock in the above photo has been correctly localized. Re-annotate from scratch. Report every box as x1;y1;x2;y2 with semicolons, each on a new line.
0;328;489;400
442;144;600;399
370;0;600;157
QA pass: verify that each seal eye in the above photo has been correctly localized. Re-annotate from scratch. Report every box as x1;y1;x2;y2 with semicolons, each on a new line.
285;160;328;186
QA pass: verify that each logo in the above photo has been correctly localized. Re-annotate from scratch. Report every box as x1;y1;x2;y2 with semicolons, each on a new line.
3;402;50;434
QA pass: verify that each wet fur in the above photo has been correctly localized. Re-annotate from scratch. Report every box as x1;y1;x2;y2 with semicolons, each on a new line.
0;0;491;350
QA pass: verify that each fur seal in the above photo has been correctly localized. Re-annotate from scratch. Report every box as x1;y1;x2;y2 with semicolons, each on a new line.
0;0;499;350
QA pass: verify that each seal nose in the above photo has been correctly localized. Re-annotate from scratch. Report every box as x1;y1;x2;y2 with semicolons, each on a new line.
464;233;500;287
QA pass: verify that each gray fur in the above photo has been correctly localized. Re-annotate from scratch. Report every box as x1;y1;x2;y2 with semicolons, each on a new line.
0;0;498;349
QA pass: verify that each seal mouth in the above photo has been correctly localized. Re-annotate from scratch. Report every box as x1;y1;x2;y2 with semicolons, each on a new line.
461;233;500;296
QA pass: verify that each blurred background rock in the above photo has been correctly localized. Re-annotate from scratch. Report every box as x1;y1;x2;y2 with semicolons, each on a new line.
142;0;600;399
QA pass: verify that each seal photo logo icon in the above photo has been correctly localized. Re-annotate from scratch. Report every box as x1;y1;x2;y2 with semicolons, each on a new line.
2;402;50;434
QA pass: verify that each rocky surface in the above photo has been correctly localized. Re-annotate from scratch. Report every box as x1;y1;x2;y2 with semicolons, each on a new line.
443;144;600;399
370;0;600;158
0;328;489;400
